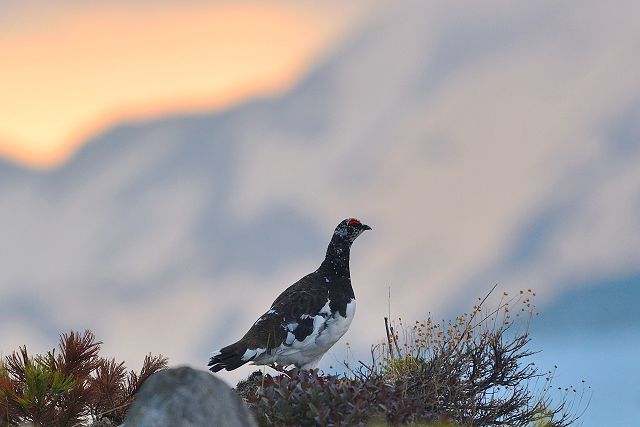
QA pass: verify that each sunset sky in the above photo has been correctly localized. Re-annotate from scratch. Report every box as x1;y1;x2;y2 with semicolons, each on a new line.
0;1;367;168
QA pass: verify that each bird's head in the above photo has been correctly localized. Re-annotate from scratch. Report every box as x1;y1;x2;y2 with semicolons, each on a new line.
333;217;372;245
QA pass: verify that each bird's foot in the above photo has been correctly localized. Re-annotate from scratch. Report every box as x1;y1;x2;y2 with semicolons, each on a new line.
267;362;279;371
267;363;296;378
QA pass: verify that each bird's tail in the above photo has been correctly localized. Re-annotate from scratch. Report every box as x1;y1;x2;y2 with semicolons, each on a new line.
208;341;252;372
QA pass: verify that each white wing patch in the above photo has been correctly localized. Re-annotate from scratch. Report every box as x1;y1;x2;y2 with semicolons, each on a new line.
255;298;356;368
241;347;266;362
285;321;299;345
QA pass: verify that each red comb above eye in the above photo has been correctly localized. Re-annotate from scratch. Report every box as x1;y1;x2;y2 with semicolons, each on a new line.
348;218;361;225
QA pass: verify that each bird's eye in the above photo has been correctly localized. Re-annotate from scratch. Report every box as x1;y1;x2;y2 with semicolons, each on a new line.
348;218;361;226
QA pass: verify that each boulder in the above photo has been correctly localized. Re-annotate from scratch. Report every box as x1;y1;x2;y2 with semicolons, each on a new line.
123;366;256;427
88;420;115;427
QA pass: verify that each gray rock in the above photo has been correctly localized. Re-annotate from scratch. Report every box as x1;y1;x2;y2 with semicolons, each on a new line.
88;420;114;427
123;366;256;427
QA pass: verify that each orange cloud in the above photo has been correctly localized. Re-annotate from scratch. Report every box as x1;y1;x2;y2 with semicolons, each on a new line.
0;2;362;168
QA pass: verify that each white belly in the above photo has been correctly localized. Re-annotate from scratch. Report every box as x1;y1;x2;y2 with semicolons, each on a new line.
258;299;356;369
315;299;356;350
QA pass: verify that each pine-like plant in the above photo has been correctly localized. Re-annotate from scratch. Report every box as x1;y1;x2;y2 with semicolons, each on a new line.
0;330;167;426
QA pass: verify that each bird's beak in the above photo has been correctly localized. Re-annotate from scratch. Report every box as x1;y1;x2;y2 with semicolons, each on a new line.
361;223;372;231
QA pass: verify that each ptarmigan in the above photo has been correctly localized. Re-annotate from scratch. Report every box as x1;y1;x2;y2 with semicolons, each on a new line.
209;218;371;372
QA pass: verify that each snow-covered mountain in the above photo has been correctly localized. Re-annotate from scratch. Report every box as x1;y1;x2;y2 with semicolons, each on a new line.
1;1;639;423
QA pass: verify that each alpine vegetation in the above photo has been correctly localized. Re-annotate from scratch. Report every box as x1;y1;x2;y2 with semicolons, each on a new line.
237;288;588;426
209;218;371;372
0;330;167;426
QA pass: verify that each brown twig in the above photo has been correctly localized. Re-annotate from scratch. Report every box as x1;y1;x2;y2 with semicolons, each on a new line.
390;323;402;358
384;317;395;360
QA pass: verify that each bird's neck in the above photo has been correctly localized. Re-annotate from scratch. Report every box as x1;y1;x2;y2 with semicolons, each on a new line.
319;237;351;278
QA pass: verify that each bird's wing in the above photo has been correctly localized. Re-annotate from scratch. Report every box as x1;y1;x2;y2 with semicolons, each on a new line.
209;272;339;372
241;271;329;351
